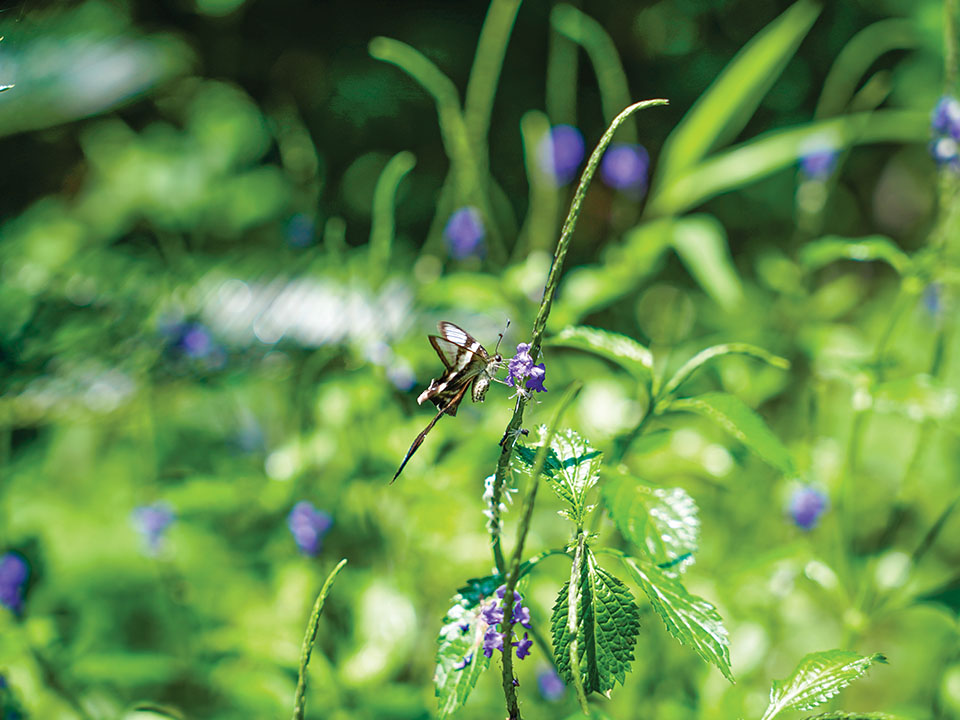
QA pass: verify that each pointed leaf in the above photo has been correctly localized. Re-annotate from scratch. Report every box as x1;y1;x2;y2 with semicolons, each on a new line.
762;650;888;720
660;343;790;400
603;476;699;573
515;427;602;527
656;0;821;183
549;326;654;387
799;235;911;275
671;215;744;311
622;556;733;682
434;583;494;716
668;392;795;476
551;548;640;696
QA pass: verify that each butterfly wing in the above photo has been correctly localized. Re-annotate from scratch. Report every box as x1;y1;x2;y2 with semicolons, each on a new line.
392;382;470;482
419;323;490;410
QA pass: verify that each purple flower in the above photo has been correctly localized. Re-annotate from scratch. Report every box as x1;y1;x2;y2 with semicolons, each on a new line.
513;601;532;629
924;283;942;317
0;552;29;614
131;502;175;556
600;143;649;194
538;125;585;185
932;96;960;139
799;148;838;181
537;665;566;701
513;633;533;660
506;343;547;394
287;501;333;556
482;626;504;658
789;486;829;530
930;136;960;171
444;207;485;260
453;653;473;670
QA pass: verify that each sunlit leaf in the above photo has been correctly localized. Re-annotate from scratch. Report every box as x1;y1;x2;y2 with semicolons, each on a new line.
621;555;733;682
668;392;795;476
799;236;911;275
803;713;903;720
435;583;494;717
872;375;958;422
671;214;744;311
660;342;790;400
762;650;888;720
551;547;640;695
603;476;699;573
656;0;821;183
549;326;654;386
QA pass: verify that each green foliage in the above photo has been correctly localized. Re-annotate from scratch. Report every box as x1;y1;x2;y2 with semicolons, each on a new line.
762;651;888;720
621;555;733;683
549;325;654;388
668;392;796;475
434;588;493;717
551;547;640;696
799;236;912;274
603;476;699;572
670;214;744;311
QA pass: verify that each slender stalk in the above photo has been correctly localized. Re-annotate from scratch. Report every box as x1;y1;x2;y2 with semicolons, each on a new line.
368;151;416;277
567;532;591;714
292;559;348;720
499;383;581;719
947;0;958;93
488;99;668;572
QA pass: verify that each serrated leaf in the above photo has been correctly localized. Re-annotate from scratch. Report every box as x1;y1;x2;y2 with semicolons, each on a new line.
668;392;795;476
603;476;699;574
799;235;911;275
434;585;494;716
762;650;888;720
621;556;733;682
660;343;791;400
549;326;654;387
672;214;744;311
551;547;640;696
515;427;602;527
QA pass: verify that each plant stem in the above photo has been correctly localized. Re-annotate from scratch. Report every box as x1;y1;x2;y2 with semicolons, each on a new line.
567;531;591;714
488;98;668;573
292;558;348;720
499;383;581;719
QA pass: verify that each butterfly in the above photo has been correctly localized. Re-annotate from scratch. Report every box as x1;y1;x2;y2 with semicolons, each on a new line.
392;321;504;482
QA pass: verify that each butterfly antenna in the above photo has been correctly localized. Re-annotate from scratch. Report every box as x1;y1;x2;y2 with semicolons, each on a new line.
495;319;510;355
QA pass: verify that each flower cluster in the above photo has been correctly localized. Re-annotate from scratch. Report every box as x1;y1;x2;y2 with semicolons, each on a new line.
131;502;176;556
789;486;829;530
481;473;517;534
600;143;650;195
930;96;960;170
0;552;29;615
480;585;533;660
538;125;585;185
444;206;486;259
506;343;547;394
288;501;333;555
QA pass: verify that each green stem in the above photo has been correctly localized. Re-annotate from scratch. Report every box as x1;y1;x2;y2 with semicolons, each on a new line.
368;151;416;277
488;99;668;571
567;532;591;714
946;0;958;93
499;383;581;719
292;558;348;720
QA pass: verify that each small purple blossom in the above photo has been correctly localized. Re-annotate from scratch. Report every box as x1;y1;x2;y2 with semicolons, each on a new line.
0;552;29;614
506;343;547;394
444;207;486;259
453;653;473;670
932;96;960;139
513;633;533;659
482;625;504;658
600;143;650;194
930;136;960;171
131;502;176;556
789;486;829;530
799;148;838;181
538;125;585;185
287;501;333;556
924;283;942;317
538;665;566;701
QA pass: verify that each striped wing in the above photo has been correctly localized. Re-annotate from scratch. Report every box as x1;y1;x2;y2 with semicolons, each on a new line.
419;322;490;413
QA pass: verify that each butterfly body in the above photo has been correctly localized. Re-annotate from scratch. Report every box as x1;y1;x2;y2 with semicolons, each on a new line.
392;322;502;481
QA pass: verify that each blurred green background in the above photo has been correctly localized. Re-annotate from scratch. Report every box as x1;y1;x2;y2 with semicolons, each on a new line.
0;0;958;718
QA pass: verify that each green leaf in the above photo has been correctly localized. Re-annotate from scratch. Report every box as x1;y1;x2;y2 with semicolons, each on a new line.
668;392;795;476
515;427;602;527
603;476;699;573
656;0;821;183
762;651;888;720
660;342;790;401
621;556;733;682
671;214;744;311
647;110;928;216
549;326;654;386
872;375;958;422
799;235;911;275
434;584;494;717
551;547;640;696
803;713;902;720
